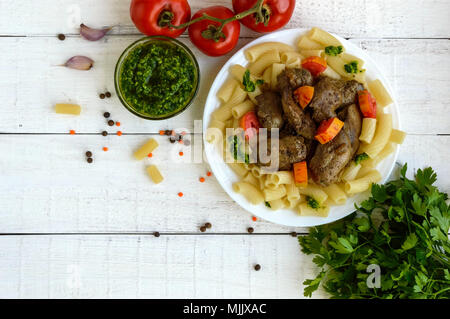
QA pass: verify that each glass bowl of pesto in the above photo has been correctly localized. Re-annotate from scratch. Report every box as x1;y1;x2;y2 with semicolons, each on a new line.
114;36;200;120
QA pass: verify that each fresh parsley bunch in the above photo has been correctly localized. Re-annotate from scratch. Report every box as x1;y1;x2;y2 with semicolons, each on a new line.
299;164;450;299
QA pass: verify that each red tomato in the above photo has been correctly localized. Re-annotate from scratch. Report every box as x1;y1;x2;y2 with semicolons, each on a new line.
232;0;295;33
301;56;327;77
240;111;260;140
130;0;191;38
358;90;377;118
188;6;241;57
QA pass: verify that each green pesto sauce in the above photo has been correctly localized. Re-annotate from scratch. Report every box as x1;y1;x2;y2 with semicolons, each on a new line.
119;41;196;117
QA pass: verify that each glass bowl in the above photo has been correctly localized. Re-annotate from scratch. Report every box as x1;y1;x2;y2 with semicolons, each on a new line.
114;36;200;120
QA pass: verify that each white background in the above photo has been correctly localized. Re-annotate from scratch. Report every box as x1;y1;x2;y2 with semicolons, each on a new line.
0;0;449;298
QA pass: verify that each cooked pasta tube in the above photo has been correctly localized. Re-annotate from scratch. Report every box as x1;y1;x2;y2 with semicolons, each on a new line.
324;184;347;205
360;113;392;158
249;50;281;75
268;198;285;210
217;78;239;103
263;185;287;202
297;36;323;50
359;118;377;143
297;203;330;217
233;182;264;205
231;100;255;119
341;161;362;182
297;185;328;205
244;42;295;62
368;79;393;107
389;129;406;144
344;170;382;194
308;27;342;47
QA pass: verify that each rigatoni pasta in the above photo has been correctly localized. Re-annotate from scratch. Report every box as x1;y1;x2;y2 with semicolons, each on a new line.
134;139;159;160
146;165;163;184
208;27;401;217
233;182;264;205
55;103;81;115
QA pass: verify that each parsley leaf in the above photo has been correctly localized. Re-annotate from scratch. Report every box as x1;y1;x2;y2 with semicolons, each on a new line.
307;196;320;209
265;201;271;208
344;61;359;74
355;152;369;165
243;70;264;92
325;45;343;56
299;164;450;299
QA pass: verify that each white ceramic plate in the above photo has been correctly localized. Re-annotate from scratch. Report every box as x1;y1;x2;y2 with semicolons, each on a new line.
203;28;400;227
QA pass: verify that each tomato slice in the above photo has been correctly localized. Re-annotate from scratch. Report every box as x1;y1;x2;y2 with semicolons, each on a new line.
358;90;377;118
240;111;260;140
301;56;327;77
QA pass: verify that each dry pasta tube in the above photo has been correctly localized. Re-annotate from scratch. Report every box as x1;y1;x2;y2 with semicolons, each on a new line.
134;138;159;160
368;79;393;108
284;196;301;209
55;103;81;115
297;203;330;217
233;182;264;205
244;42;295;62
308;27;342;47
262;67;272;88
146;165;163;184
344;170;381;194
228;163;249;177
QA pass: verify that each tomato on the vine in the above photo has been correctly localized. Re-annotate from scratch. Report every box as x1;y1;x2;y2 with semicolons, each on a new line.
232;0;295;33
188;6;241;57
130;0;191;38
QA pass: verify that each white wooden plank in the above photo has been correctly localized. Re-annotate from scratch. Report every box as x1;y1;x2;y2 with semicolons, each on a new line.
0;235;325;298
0;0;449;38
0;134;448;233
0;37;448;134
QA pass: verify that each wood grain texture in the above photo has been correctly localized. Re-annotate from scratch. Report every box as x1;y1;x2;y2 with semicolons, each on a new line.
0;0;449;299
0;0;449;38
0;134;448;233
0;235;325;298
0;36;448;134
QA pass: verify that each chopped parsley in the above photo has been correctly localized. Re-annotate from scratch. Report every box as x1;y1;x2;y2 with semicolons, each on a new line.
229;135;250;164
325;45;343;56
344;61;359;74
243;70;264;92
265;202;271;208
306;196;320;210
354;153;369;165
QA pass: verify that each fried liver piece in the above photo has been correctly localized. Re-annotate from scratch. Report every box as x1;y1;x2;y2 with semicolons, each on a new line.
277;71;316;139
255;91;284;131
309;104;362;186
309;77;363;123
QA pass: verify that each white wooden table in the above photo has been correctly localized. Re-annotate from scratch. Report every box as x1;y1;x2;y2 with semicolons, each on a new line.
0;0;449;298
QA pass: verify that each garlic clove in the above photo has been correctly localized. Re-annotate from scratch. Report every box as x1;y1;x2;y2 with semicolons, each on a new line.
64;56;94;70
80;23;112;41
